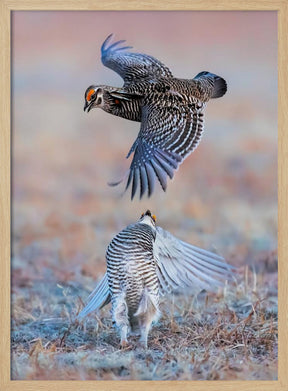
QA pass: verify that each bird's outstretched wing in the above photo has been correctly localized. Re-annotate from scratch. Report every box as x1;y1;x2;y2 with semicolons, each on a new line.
101;34;173;86
154;226;235;295
77;273;111;320
111;102;205;199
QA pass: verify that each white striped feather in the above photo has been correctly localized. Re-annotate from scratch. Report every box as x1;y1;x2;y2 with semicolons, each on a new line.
77;274;110;320
77;217;234;321
154;226;234;295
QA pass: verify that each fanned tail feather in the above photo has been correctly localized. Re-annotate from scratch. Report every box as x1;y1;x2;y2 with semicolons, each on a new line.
194;71;227;99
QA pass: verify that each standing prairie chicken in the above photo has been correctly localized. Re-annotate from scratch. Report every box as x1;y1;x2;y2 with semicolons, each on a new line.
77;210;234;348
84;34;227;200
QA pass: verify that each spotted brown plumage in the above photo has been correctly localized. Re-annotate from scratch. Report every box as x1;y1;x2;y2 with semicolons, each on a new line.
84;35;227;199
77;211;234;348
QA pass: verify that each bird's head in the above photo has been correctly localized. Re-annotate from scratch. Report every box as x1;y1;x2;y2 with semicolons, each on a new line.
139;210;157;227
84;85;125;113
84;85;105;112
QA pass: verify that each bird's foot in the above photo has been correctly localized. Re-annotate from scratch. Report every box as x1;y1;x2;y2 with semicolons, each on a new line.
120;339;132;350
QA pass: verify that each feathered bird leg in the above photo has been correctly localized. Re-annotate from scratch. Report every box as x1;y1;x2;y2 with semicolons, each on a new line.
112;293;130;348
134;289;159;348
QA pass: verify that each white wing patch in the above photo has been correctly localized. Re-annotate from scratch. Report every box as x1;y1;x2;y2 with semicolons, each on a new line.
153;226;234;295
77;273;110;320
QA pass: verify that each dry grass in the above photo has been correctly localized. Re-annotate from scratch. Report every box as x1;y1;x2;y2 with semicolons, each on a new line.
11;257;277;380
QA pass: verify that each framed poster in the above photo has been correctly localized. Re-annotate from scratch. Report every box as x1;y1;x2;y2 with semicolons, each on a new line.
0;1;287;390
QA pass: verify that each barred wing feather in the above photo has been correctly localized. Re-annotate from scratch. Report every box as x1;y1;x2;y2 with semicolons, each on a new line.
77;273;111;320
119;103;204;199
101;34;173;86
154;226;234;295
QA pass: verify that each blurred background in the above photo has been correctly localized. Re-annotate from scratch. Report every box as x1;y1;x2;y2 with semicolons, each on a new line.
12;10;277;271
11;11;277;379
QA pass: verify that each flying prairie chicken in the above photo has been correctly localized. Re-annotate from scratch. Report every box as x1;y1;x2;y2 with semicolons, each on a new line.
84;34;227;200
77;210;234;348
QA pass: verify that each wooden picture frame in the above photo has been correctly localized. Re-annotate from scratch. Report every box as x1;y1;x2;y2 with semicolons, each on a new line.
1;1;287;390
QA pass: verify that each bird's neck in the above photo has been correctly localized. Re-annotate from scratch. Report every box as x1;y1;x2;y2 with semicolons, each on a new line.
103;89;142;122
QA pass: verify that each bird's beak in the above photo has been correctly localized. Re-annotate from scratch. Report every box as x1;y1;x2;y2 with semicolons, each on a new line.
83;101;92;112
